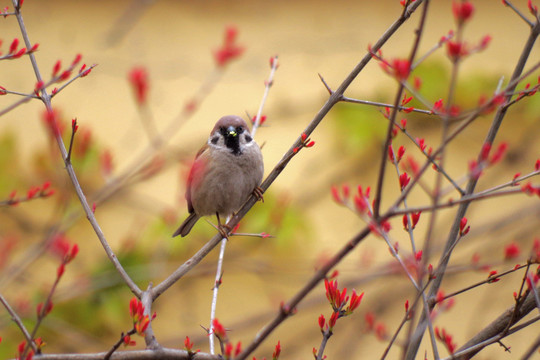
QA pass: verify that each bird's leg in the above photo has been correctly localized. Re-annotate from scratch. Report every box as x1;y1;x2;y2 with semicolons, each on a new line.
252;186;264;202
216;213;231;239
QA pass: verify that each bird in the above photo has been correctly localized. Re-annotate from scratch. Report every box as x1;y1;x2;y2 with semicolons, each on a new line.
173;115;264;238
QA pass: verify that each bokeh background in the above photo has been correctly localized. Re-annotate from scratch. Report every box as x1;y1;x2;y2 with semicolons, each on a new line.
1;0;539;359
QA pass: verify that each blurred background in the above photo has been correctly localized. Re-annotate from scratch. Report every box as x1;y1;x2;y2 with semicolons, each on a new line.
0;0;539;359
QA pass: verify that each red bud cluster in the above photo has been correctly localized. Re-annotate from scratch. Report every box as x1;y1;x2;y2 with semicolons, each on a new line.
16;340;33;360
399;172;411;190
487;270;500;283
469;141;509;180
435;290;455;312
521;182;540;197
129;297;152;336
365;312;388;341
403;211;421;231
4;181;55;206
435;327;457;354
380;58;411;81
319;278;364;338
214;25;244;68
504;242;521;260
251;114;267;126
0;38;38;60
452;1;474;25
272;340;281;360
324;278;364;315
224;341;242;359
293;132;315;153
388;145;406;163
212;318;227;340
330;184;350;205
528;0;538;16
184;336;195;354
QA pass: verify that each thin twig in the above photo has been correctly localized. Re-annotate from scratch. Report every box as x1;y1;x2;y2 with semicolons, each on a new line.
503;0;535;27
404;17;540;360
209;237;227;354
0;293;37;352
390;187;527;217
520;333;540;360
8;348;221;360
340;95;434;115
315;330;333;360
234;2;426;358
50;64;98;98
10;0;143;298
103;328;136;360
451;294;540;360
440;264;530;301
372;0;427;219
251;55;278;138
380;281;431;360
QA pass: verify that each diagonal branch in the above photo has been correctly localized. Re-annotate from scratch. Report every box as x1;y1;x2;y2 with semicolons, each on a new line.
152;0;426;302
0;293;37;353
10;0;143;298
452;286;540;360
404;15;540;360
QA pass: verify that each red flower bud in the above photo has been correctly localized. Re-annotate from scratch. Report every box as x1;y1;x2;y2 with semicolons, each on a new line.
52;60;61;78
184;336;193;351
400;118;407;129
528;0;538;16
9;38;18;54
413;76;422;90
128;67;149;105
399;172;410;190
212;318;227;339
459;217;470;236
388;145;395;162
272;340;281;359
71;53;82;67
489;142;508;164
329;311;339;329
488;270;500;283
214;25;244;67
452;1;474;24
447;41;468;62
504;243;520;260
318;314;325;330
57;263;65;278
392;58;410;81
480;142;491;162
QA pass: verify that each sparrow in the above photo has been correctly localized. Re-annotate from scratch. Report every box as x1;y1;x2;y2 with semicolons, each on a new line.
173;115;264;237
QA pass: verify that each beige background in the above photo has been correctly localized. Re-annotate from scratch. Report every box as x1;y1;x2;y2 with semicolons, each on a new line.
1;0;539;359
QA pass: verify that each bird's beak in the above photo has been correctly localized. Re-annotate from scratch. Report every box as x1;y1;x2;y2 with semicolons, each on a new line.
226;126;237;137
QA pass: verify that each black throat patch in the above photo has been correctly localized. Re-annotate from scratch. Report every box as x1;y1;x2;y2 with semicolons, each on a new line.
220;127;242;155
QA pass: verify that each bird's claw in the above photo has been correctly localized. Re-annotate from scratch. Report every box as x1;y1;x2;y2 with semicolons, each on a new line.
253;186;264;202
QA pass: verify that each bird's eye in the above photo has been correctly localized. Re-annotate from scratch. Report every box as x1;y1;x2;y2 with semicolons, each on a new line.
244;134;252;143
236;126;244;134
211;136;220;144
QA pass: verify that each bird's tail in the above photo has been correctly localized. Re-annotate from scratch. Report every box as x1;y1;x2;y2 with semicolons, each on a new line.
172;213;199;237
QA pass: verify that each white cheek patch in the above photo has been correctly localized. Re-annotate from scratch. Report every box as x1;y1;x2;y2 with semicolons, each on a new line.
243;133;257;145
208;132;223;148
